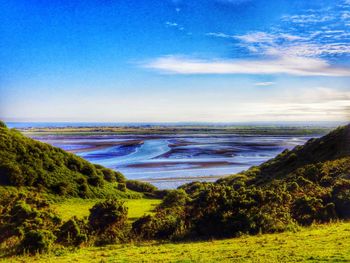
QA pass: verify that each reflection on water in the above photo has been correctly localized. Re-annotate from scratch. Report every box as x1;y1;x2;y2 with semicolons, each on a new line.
32;134;316;189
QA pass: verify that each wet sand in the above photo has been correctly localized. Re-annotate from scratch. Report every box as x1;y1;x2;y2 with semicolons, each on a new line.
68;140;144;153
126;160;240;169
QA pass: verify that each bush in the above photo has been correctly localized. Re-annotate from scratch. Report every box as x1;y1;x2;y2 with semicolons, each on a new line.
52;182;71;196
88;199;129;244
126;180;157;193
87;175;104;187
0;120;7;128
0;162;24;186
292;196;336;225
19;230;55;254
0;193;61;249
158;189;188;209
117;183;127;192
114;171;126;183
81;164;96;176
102;168;116;182
332;179;350;218
56;217;88;246
132;208;185;240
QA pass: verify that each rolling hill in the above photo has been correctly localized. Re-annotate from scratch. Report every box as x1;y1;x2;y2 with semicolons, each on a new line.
0;121;143;198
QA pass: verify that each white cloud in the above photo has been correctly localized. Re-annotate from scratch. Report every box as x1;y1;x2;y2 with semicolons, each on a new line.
265;43;350;57
165;21;178;27
281;14;334;23
215;0;252;4
284;87;350;103
254;82;275;86
342;11;350;19
235;32;275;43
206;32;234;38
165;21;185;31
142;55;350;76
233;28;350;57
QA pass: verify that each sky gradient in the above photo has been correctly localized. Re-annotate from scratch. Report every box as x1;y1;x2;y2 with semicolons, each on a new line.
1;0;350;122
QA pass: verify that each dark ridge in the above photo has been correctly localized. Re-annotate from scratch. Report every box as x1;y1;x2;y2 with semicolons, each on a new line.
219;124;350;185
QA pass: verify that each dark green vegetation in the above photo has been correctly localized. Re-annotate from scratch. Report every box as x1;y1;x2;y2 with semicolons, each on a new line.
132;125;350;240
0;193;133;254
0;120;349;260
0;122;148;198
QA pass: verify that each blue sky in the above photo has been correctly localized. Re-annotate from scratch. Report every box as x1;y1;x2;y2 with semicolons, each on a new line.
1;0;350;122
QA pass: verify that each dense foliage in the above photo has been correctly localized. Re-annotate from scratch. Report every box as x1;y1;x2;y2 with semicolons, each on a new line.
132;125;350;240
0;193;61;254
88;200;129;245
0;124;142;198
0;193;130;254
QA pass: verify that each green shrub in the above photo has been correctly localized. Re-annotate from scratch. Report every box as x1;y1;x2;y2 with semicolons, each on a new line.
56;217;88;246
114;171;126;183
102;168;116;182
19;230;55;254
132;208;185;240
332;179;350;218
0;193;61;249
158;189;188;209
87;175;104;187
0;120;7;128
81;164;96;176
126;180;157;193
88;199;129;244
117;183;126;192
0;162;24;186
52;182;71;196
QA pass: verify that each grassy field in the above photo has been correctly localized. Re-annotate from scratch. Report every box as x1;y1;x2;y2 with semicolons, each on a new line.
52;198;161;222
3;221;350;262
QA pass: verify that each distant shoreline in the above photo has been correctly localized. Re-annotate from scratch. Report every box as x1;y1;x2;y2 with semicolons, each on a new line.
17;125;334;136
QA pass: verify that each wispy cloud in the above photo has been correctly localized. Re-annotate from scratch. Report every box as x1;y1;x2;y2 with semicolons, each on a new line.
234;32;305;43
143;55;350;76
215;0;252;4
281;14;334;23
165;21;184;31
206;32;234;39
165;21;178;27
254;82;275;86
149;1;350;78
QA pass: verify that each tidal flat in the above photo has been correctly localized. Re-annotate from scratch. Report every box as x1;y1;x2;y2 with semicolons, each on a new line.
20;125;332;189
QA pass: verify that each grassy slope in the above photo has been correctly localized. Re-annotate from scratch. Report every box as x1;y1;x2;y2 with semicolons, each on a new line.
5;221;350;263
52;198;161;222
220;124;350;185
0;125;142;198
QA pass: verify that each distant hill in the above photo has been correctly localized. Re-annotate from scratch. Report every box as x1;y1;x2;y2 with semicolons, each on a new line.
0;121;142;198
219;124;350;186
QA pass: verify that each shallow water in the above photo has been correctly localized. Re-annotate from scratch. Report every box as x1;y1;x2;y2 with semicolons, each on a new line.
30;133;316;189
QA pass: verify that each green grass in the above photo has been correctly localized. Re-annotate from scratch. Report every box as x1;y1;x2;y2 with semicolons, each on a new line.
52;198;161;222
3;221;350;262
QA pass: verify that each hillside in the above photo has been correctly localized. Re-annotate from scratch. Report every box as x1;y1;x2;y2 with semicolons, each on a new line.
130;125;350;240
233;124;350;185
0;121;143;198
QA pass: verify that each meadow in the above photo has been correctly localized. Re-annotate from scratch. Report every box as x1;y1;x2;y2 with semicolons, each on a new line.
4;221;350;262
52;198;161;222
